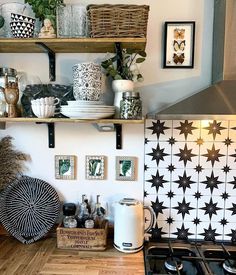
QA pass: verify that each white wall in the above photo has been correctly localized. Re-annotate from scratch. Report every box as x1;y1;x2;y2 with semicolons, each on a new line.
0;0;214;219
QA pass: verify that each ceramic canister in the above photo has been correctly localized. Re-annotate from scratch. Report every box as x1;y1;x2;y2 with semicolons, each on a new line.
72;62;102;100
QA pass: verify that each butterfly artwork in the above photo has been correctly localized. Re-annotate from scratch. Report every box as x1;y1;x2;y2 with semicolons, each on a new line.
173;53;185;64
163;22;195;68
173;40;185;51
174;28;185;39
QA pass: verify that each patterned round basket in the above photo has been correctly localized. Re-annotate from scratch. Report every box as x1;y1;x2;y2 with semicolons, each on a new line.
0;175;60;244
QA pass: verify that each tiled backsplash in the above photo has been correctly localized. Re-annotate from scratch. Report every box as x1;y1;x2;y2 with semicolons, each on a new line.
144;119;236;242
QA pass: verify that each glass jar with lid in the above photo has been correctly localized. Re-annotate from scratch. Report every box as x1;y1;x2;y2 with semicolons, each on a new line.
120;91;142;119
63;202;77;228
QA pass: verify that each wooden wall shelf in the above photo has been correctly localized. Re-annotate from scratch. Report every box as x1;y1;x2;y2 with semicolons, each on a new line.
0;37;146;81
0;117;144;149
0;37;146;147
0;117;144;124
0;37;146;53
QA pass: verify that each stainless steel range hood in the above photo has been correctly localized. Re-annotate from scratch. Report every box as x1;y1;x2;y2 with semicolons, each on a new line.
152;0;236;118
157;80;236;115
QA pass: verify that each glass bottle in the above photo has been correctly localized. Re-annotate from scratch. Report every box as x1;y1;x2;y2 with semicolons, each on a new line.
63;203;77;228
120;91;142;119
77;194;90;227
93;195;105;228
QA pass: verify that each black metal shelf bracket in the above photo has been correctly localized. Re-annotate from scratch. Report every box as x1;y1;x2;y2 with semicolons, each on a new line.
114;123;122;149
35;42;56;81
115;42;123;74
47;122;55;148
36;122;55;148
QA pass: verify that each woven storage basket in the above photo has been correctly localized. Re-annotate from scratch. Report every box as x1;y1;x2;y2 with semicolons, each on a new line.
87;4;149;38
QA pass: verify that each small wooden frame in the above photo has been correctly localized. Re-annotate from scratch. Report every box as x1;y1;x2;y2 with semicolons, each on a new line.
55;155;76;180
86;155;105;180
116;156;136;181
56;220;108;250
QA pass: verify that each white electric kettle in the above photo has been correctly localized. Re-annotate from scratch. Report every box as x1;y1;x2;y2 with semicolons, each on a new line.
113;198;156;253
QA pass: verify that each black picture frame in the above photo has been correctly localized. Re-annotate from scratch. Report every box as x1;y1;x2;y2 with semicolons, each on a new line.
163;21;195;68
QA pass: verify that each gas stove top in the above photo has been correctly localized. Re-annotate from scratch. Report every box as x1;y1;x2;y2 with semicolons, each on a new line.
144;240;236;275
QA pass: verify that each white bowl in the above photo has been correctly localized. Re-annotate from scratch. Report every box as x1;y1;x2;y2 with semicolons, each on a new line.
31;104;55;118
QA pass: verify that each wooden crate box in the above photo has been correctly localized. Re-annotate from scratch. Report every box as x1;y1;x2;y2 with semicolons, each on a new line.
56;220;108;251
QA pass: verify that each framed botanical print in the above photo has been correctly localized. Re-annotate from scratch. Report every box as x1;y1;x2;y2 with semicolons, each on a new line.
86;155;105;180
163;21;195;68
116;156;136;181
55;155;76;180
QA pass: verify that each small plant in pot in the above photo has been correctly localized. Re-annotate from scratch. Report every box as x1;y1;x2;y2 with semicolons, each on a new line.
101;48;146;82
24;0;65;29
101;48;146;117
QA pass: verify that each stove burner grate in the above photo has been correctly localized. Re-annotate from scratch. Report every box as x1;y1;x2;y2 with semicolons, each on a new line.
223;259;236;274
164;256;183;272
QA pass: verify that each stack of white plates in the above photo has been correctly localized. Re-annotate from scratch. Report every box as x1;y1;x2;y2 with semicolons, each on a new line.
60;100;115;119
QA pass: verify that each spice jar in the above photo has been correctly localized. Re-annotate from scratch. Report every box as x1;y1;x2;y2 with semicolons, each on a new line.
120;91;142;119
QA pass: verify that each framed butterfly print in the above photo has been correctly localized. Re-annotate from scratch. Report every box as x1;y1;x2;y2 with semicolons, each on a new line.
163;21;195;68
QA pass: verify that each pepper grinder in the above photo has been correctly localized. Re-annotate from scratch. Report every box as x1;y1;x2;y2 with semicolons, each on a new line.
63;203;77;228
4;74;19;118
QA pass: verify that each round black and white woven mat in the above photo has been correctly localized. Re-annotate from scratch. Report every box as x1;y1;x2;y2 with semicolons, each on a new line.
0;175;60;244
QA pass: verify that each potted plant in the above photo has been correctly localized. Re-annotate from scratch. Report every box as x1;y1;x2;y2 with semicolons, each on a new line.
24;0;65;28
101;48;146;116
101;48;146;82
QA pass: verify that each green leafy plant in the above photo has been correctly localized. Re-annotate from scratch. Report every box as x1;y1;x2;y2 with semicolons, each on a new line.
59;159;70;175
89;160;101;176
24;0;65;27
121;160;131;176
101;49;146;82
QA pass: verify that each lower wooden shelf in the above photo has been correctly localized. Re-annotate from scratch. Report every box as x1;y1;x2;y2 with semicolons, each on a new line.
0;117;144;149
0;117;144;124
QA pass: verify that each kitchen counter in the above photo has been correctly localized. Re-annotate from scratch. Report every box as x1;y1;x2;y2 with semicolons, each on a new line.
0;236;145;275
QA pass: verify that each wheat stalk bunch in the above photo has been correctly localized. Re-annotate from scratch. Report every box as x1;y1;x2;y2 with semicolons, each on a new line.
0;136;30;192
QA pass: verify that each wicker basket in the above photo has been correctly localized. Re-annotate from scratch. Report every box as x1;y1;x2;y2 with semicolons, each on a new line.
87;4;149;38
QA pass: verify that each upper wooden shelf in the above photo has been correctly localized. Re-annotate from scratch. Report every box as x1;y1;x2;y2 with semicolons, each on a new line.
0;37;146;53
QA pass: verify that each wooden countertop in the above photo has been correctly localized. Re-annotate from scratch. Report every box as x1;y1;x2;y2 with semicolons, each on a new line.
0;236;145;274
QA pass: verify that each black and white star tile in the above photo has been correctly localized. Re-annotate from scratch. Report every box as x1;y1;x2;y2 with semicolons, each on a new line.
198;169;225;196
144;119;236;241
145;141;172;168
144;168;171;195
201;120;229;142
145;119;173;141
172;120;200;142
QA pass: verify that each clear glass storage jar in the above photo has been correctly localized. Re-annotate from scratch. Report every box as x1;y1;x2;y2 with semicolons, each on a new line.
120;91;142;119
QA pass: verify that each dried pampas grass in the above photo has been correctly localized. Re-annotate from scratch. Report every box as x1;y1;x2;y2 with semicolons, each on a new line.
0;136;30;192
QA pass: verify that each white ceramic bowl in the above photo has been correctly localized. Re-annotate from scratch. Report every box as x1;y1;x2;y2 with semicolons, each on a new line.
31;104;55;118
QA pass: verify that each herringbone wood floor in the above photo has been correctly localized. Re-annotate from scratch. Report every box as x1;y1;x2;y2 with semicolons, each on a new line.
0;236;144;275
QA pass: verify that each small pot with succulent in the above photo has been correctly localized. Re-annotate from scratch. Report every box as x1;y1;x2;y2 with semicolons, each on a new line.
101;48;146;115
24;0;65;34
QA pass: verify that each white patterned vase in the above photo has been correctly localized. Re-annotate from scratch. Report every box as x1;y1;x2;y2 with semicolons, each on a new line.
112;80;134;118
72;62;102;101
